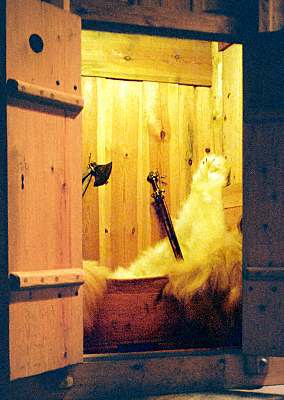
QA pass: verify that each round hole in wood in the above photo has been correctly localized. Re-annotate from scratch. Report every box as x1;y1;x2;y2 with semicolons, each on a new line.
29;34;44;53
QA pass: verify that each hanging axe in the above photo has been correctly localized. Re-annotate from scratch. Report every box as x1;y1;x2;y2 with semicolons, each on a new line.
82;158;112;197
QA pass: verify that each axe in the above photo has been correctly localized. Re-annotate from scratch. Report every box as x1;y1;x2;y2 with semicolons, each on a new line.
82;160;112;197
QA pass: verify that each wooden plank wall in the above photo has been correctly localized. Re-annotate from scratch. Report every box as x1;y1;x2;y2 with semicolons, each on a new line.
82;32;243;269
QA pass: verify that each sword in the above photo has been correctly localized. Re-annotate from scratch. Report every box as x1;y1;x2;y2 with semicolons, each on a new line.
147;171;183;261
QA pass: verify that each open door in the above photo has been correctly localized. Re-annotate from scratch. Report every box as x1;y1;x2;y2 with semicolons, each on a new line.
243;32;284;357
6;0;83;380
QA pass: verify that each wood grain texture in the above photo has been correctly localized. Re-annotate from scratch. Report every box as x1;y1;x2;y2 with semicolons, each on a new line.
82;30;212;87
7;0;81;95
7;0;82;272
84;277;182;353
259;0;284;31
9;287;83;380
82;78;199;267
211;42;223;155
242;34;284;357
243;280;284;355
0;0;9;388
7;79;84;113
244;120;284;269
82;39;243;267
7;0;83;380
82;78;100;261
222;44;243;186
72;1;237;34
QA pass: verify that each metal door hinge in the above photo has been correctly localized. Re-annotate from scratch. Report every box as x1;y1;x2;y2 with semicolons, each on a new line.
244;355;269;375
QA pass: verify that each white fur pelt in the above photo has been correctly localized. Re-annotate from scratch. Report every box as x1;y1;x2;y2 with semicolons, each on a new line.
83;261;111;334
83;154;242;335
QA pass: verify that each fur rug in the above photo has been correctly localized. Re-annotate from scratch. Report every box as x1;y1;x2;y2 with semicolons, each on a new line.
83;154;242;339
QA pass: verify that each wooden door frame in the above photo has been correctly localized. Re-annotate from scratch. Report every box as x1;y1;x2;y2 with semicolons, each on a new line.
0;0;10;391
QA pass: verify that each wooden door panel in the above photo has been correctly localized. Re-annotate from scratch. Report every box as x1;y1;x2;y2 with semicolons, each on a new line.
7;0;83;380
242;34;284;357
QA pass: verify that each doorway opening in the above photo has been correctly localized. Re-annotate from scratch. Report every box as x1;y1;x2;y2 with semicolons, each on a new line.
81;29;243;355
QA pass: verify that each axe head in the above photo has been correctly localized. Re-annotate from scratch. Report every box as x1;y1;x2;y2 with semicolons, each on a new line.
92;161;112;187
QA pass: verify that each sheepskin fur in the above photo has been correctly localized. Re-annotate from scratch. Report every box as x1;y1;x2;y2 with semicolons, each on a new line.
83;154;242;339
83;261;111;334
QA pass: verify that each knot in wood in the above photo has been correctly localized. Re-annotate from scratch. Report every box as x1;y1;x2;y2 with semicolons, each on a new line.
160;130;166;140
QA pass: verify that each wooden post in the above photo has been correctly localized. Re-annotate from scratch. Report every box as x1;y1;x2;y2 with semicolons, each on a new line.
0;0;10;391
259;0;284;31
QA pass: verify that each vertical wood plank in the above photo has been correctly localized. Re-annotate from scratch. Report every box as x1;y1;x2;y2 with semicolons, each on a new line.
66;111;82;269
123;81;141;265
96;78;113;267
244;120;284;268
137;83;151;254
259;0;284;31
177;85;195;199
222;44;243;185
269;0;284;31
192;86;213;165
82;39;243;269
82;77;99;261
211;42;224;155
8;105;73;271
0;0;9;387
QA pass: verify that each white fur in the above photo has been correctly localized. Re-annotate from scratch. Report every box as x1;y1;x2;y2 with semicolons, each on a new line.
83;154;242;334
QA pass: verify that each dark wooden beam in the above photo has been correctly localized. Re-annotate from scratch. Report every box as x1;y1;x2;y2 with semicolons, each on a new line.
71;1;239;35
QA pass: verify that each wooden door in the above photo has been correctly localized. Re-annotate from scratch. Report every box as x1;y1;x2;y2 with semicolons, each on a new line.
242;32;284;357
6;0;83;380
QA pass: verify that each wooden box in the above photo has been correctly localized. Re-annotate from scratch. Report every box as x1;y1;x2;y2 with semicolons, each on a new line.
84;277;184;353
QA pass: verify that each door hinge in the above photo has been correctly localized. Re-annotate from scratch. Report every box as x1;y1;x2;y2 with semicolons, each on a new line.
244;355;269;375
